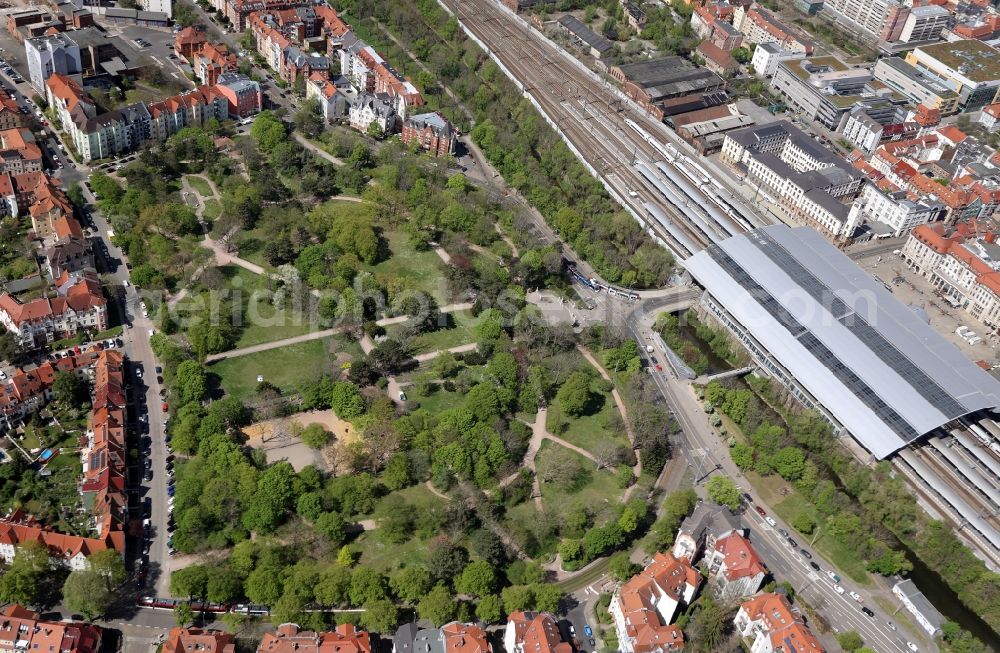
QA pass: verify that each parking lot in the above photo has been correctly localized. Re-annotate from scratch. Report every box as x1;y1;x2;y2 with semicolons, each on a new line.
100;23;195;88
853;249;1000;364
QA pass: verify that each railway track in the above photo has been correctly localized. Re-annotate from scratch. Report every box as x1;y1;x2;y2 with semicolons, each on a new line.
445;0;741;258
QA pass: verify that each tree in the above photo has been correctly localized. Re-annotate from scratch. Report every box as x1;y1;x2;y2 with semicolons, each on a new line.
88;549;126;589
379;496;414;544
349;566;388;605
294;99;325;138
706;476;741;510
174;360;207;405
730;443;754;470
174;602;194;627
300;423;331;449
360;598;399;633
52;371;87;407
62;571;114;619
836;631;864;653
382;452;413;490
418;583;457;626
609;552;640;581
477;594;503;623
865;549;912;576
532;584;563;613
455;560;497;598
331;382;366;419
772;446;807;481
501;585;534;614
171;565;209;598
688;597;729;653
316;511;346;545
536;446;589;491
555;371;594;417
390;566;432;604
791;512;816;535
731;46;752;63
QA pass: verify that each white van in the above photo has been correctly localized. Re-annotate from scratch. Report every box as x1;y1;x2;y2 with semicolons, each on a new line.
957;326;971;336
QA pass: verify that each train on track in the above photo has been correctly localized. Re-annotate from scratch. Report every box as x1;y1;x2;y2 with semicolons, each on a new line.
565;261;640;300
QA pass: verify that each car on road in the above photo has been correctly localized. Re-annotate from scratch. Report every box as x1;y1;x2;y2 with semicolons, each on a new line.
143;469;152;481
588;640;595;648
135;367;143;379
755;506;766;517
833;585;845;595
786;537;798;548
765;516;777;526
799;549;812;559
742;492;753;503
809;561;820;571
654;364;663;372
860;607;874;618
162;402;169;412
584;625;592;638
826;571;840;582
849;591;863;603
886;622;896;631
906;643;918;652
778;528;789;537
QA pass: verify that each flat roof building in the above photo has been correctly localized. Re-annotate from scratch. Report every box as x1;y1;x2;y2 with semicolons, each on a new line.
906;40;1000;111
686;224;1000;460
892;580;945;636
873;57;960;116
611;57;726;118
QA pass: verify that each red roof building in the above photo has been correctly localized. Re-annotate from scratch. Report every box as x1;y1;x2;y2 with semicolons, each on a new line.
609;553;700;653
504;612;573;653
734;593;824;653
164;628;235;653
174;27;208;60
0;510;117;570
257;623;371;653
705;532;768;600
0;605;102;653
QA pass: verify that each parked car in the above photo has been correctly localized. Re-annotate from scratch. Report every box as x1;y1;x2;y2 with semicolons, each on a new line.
809;561;820;571
742;492;753;504
906;643;918;652
861;607;874;618
755;506;766;517
800;549;812;559
765;516;776;526
786;537;798;548
826;571;841;582
833;585;845;595
849;591;863;603
778;528;789;538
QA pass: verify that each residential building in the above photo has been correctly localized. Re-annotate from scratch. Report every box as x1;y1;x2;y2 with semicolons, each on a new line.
82;348;128;541
848;184;943;237
163;629;235;653
99;8;170;27
906;40;1000;111
258;623;371;653
0;128;43;174
696;41;739;76
339;40;423;119
306;74;346;121
147;86;228;142
215;0;322;32
704;532;768;601
980;104;1000;132
623;2;646;30
0;89;27;130
215;73;263;118
609;552;700;653
721;121;866;240
25;33;82;92
504;612;573;653
733;593;825;653
143;0;172;18
892;580;946;637
686;223;1000;461
0;273;106;347
902;223;1000;327
841;106;919;153
750;42;804;77
349;92;397;136
873;57;961;116
0;510;119;569
672;501;742;562
0;605;101;653
733;5;814;54
898;5;949;43
0;171;74;234
44;234;93;278
820;0;898;42
771;56;907;130
401;112;455;156
710;20;744;51
193;41;237;85
393;623;490;653
556;14;614;58
174;26;207;59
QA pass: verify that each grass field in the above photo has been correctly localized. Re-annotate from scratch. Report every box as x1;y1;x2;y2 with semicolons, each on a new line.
187;175;214;198
386;310;483;355
746;471;871;585
209;337;334;400
537;440;622;525
367;231;449;303
351;484;447;572
406;383;466;415
203;199;222;221
551;381;630;455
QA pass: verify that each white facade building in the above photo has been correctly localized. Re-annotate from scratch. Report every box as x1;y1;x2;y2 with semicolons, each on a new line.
848;183;943;237
750;42;804;78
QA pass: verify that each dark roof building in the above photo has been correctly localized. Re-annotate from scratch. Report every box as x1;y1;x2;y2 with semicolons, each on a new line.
556;15;614;58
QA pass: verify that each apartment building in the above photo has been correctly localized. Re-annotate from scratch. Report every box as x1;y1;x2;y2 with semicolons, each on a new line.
609;552;700;653
898;5;950;43
258;623;370;653
0;128;43;174
339;40;423;119
733;5;814;54
504;612;572;653
0;273;106;347
393;623;490;653
722;121;866;240
306;74;347;121
903;223;1000;327
703;532;769;601
0;605;102;653
750;42;804;77
734;593;825;653
402;112;456;156
0;510;118;569
821;0;897;41
349;92;397;136
164;629;235;653
193;41;237;85
25;32;82;91
848;183;942;236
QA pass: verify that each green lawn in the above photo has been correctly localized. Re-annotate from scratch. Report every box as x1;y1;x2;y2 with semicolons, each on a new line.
351;484;447;572
203;198;221;221
385;310;483;355
367;231;449;303
551;382;630;455
746;472;871;585
537;440;622;526
209;337;334;400
187;175;214;198
406;383;466;415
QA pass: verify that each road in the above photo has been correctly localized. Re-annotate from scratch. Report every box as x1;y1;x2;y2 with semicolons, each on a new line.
619;299;933;653
438;0;775;258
